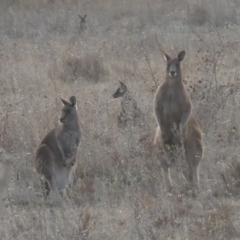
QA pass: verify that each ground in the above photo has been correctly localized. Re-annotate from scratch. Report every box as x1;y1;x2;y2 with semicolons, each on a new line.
0;0;240;239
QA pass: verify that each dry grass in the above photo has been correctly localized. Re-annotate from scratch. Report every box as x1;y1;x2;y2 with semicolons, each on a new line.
0;0;240;239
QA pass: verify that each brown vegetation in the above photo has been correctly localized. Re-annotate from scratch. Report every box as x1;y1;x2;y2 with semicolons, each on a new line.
0;0;240;239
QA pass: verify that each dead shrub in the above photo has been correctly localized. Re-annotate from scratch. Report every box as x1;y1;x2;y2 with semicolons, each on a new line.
60;54;108;84
221;157;240;193
71;166;95;204
188;1;238;27
187;5;209;26
201;206;238;239
210;2;237;26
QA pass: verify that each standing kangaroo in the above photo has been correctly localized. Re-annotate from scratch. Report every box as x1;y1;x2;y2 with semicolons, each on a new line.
113;81;140;128
78;14;87;31
153;51;203;195
35;96;81;199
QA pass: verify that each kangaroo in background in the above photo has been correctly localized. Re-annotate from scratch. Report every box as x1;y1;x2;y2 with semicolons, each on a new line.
78;14;87;31
153;51;203;196
35;96;81;200
113;81;141;128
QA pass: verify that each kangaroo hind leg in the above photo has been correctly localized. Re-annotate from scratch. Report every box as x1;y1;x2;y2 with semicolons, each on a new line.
185;140;203;197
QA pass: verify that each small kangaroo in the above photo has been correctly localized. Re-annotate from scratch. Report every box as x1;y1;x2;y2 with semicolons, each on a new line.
35;96;81;199
153;51;203;195
78;14;87;30
113;81;140;128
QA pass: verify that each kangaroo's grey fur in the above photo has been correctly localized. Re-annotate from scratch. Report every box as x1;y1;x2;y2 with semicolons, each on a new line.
35;96;81;199
113;81;141;128
153;51;203;196
78;14;87;30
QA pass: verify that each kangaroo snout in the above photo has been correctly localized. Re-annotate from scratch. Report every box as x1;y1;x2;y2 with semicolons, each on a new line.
170;70;176;77
169;65;177;77
60;113;66;123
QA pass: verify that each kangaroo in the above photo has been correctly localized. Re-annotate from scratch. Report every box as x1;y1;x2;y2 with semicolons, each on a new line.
78;14;87;30
35;96;81;200
153;51;203;196
113;81;140;128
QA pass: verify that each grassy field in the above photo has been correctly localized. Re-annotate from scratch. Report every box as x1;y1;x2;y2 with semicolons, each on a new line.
1;0;240;239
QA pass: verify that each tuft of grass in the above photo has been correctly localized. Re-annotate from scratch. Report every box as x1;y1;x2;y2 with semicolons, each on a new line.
1;0;240;239
187;4;210;26
60;54;108;84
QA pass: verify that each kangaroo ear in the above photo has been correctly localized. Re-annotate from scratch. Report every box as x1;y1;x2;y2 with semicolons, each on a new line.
78;14;82;19
84;14;87;19
163;52;171;62
119;81;126;87
69;96;76;107
60;98;69;106
178;51;186;62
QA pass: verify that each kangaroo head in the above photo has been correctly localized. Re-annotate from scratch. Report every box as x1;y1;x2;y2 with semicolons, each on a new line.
163;51;185;78
60;96;78;124
113;81;127;98
78;14;87;23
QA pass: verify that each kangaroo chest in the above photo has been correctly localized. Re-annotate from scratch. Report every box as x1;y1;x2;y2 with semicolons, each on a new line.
162;89;183;121
59;130;80;160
